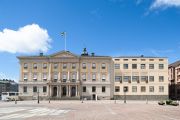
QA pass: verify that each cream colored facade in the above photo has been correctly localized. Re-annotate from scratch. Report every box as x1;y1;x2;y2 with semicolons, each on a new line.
18;50;113;100
113;57;169;100
17;50;169;100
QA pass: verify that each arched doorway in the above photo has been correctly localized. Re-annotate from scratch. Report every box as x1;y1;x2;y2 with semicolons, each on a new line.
53;87;57;97
71;86;76;97
62;86;66;96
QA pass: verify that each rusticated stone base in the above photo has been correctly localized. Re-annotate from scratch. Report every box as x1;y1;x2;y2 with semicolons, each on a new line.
114;95;169;100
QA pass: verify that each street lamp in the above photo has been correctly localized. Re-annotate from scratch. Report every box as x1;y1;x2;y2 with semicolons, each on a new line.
124;87;127;104
37;88;40;104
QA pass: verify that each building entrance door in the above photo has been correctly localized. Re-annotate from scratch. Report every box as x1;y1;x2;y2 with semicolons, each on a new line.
62;86;66;96
53;87;57;97
92;94;96;100
71;86;76;97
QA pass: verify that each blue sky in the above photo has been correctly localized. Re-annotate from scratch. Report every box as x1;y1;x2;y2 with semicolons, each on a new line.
0;0;180;81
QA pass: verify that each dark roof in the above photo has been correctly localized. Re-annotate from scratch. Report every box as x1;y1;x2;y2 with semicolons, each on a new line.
169;60;180;67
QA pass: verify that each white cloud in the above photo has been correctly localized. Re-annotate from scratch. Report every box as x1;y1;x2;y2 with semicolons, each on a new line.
0;24;51;54
151;0;180;9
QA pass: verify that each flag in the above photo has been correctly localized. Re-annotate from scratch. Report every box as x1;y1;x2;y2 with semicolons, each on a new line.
61;32;66;36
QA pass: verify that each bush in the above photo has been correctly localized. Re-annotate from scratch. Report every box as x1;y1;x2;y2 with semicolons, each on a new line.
166;100;173;105
170;101;179;106
158;101;165;105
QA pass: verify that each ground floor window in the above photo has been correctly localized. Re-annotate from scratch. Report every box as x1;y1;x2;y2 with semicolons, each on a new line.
149;86;154;92
33;86;37;93
83;86;86;92
132;86;137;92
23;86;27;93
141;86;146;92
115;86;120;92
102;86;106;93
159;86;164;92
92;86;96;92
123;86;128;92
43;86;47;93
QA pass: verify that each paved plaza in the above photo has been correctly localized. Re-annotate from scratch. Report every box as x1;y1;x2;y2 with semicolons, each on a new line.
0;100;180;120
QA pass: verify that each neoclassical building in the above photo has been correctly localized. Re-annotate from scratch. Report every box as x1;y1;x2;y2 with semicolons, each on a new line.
17;49;169;100
17;49;113;100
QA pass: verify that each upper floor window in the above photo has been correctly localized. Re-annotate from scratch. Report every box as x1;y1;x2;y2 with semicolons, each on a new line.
72;74;76;80
43;63;47;69
92;63;96;69
141;64;146;69
82;74;86;81
92;74;96;81
101;63;106;69
62;74;67;82
82;63;86;69
114;64;120;69
115;76;122;82
63;63;67;69
23;86;27;93
43;73;47;81
149;64;154;69
102;74;106;81
123;59;128;61
149;59;154;61
53;73;58;81
132;76;139;82
159;86;164;92
23;73;28;81
54;63;58;69
123;76;131;82
33;73;37;81
159;76;164;82
141;76;148;82
159;64;164;69
149;76;154;82
159;59;164;61
123;64;128;69
24;63;28;69
132;59;137;61
72;63;76;69
132;64;137;69
33;63;37;69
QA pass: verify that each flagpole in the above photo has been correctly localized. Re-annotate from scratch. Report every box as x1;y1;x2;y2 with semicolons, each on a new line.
65;32;66;51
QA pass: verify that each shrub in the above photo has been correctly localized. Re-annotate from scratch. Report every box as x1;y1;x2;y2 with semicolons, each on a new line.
158;101;165;105
170;101;179;106
166;100;173;105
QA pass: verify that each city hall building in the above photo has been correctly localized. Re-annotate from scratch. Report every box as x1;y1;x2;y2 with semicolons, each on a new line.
17;49;168;100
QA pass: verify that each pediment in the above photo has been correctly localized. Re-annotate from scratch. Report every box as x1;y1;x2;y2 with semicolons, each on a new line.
50;51;79;58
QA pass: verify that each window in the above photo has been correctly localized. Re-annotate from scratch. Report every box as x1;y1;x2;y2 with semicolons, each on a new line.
123;76;131;82
123;86;128;92
114;64;120;69
24;63;28;69
92;63;96;69
23;73;28;81
92;74;96;81
132;76;139;82
43;63;47;69
141;64;146;69
141;59;146;61
33;63;37;69
159;86;164;92
72;63;76;69
115;76;122;82
132;86;137;92
123;59;128;61
72;74;76;82
43;73;47;81
63;63;67;69
92;86;96;92
141;86;146;92
33;73;37;81
54;63;58;69
54;73;58;81
63;74;67;82
102;74;106;81
102;86;106;93
115;86;120;92
149;86;154;92
149;59;154;61
83;86;86;92
141;76;148;82
149;76;154;82
159;59;164;61
132;64;137;69
115;59;120;61
159;76;164;82
132;59;137;61
101;63;106;69
33;86;37;93
149;64;154;69
82;74;86;81
43;86;47;93
82;63;86;69
123;64;128;69
23;86;27;93
159;64;164;69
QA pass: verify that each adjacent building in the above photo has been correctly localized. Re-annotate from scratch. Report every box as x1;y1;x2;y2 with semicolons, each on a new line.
168;60;180;100
17;49;169;100
113;56;168;100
